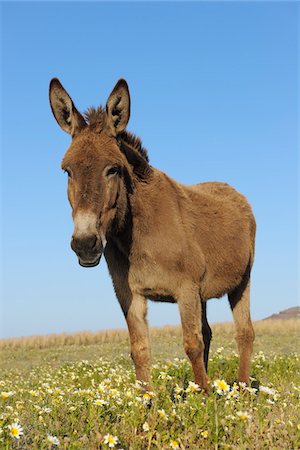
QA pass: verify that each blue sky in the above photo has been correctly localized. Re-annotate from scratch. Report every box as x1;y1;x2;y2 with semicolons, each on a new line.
1;2;298;339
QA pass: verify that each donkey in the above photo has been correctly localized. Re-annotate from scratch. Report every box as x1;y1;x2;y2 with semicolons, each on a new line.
49;78;256;392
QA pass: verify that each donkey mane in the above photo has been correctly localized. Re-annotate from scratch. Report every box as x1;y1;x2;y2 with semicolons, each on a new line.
84;106;149;163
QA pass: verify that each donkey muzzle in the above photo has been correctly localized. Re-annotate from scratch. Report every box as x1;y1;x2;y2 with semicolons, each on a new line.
71;234;103;268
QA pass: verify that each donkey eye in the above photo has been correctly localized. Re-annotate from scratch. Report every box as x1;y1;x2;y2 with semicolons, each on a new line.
105;166;119;177
64;168;72;178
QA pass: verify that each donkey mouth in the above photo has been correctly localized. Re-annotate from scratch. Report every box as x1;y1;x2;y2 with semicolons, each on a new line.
78;256;101;268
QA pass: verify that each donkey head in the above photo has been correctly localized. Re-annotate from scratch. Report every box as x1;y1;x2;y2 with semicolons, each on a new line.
49;78;133;267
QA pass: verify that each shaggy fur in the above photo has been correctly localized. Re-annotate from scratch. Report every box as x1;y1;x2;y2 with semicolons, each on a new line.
85;106;149;162
49;78;256;391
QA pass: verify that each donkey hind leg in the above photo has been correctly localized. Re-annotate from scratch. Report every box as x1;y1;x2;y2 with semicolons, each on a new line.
178;286;208;392
202;301;212;372
228;273;255;384
123;295;151;389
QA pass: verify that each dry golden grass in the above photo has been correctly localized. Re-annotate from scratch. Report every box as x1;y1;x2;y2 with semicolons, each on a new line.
1;319;298;350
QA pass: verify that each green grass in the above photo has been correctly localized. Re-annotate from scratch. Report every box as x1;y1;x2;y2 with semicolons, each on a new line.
0;321;299;449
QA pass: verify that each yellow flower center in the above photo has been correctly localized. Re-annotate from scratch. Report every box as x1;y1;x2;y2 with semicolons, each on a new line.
11;427;19;437
1;392;10;399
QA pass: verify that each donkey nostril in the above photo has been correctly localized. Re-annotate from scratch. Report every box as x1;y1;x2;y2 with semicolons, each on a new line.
71;235;98;254
71;237;77;253
89;235;97;250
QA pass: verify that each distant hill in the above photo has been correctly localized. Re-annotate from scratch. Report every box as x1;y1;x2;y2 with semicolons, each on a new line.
263;306;300;321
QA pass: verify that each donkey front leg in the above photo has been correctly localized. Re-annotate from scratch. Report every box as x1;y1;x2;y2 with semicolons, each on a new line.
178;288;209;392
228;276;255;384
124;295;151;388
202;301;212;372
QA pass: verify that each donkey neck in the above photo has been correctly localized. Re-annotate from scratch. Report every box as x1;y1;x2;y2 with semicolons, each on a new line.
107;192;133;259
105;170;152;260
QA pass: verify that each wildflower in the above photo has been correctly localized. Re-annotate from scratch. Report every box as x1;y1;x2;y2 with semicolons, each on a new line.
174;384;183;394
29;390;39;397
142;391;154;406
142;422;150;431
94;399;108;406
225;414;235;421
243;385;258;395
8;422;23;440
259;386;277;396
158;371;167;379
213;379;230;395
186;381;200;393
236;411;252;421
78;388;92;397
108;388;120;398
104;434;118;447
159;371;172;380
1;391;14;400
42;407;52;413
47;435;60;446
171;409;177;418
226;383;239;400
201;430;209;438
158;409;168;420
170;439;180;449
143;391;155;400
133;380;143;390
257;351;266;361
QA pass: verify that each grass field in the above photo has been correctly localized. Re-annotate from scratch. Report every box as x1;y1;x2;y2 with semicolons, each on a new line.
1;320;299;449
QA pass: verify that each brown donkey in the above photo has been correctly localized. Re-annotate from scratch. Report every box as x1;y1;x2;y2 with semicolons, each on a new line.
49;78;256;391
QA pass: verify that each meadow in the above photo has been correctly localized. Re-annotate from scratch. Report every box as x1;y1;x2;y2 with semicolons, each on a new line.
0;320;299;449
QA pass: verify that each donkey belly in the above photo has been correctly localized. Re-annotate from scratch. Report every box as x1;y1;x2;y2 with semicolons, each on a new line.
146;293;176;304
200;267;245;301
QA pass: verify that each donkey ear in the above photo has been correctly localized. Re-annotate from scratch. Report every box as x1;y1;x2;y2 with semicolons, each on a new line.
49;78;86;137
105;79;130;136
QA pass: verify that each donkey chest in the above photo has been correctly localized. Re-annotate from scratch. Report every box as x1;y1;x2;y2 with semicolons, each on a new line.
127;256;183;301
